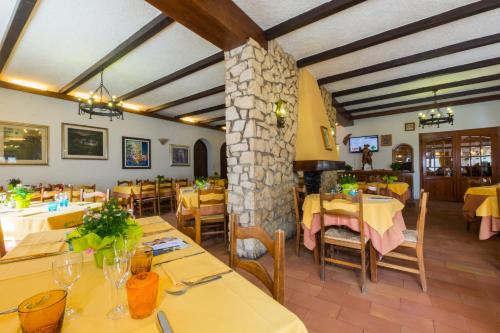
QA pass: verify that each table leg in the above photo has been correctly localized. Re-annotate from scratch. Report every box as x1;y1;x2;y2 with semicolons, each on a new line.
369;242;378;282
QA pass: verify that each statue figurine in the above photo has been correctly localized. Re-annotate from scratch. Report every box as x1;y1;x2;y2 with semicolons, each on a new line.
361;144;373;170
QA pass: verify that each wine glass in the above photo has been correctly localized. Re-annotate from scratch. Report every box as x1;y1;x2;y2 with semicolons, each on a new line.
51;252;83;319
103;248;131;320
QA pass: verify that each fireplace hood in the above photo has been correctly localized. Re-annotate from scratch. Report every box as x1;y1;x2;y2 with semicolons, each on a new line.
293;69;345;172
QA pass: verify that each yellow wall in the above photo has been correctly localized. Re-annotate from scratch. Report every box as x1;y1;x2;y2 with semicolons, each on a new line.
295;69;339;161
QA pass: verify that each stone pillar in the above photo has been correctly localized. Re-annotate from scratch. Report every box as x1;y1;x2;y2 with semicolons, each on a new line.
319;87;339;192
225;39;298;258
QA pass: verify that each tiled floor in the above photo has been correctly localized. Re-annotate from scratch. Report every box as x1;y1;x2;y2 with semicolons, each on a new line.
162;199;500;333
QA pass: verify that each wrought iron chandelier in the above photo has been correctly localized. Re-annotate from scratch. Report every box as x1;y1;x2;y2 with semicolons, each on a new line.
418;90;453;128
78;71;124;121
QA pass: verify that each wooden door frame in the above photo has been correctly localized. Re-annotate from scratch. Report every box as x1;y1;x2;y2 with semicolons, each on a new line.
193;139;208;178
419;126;499;201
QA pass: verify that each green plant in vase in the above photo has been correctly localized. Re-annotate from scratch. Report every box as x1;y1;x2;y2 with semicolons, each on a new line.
7;178;21;191
389;162;402;171
11;185;33;208
194;177;209;189
382;175;398;184
338;174;358;195
66;200;143;268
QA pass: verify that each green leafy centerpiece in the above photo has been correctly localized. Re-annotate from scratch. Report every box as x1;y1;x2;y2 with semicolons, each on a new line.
338;174;358;195
382;175;398;184
66;200;143;268
11;185;33;209
7;178;21;191
194;177;209;189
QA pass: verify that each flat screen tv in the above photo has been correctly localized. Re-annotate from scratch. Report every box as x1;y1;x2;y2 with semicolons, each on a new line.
349;135;379;153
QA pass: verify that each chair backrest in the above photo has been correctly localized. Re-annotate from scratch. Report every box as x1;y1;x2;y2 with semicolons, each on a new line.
41;188;58;202
229;214;285;304
467;177;492;188
136;179;151;185
69;184;96;201
415;191;429;245
49;184;65;191
377;179;392;196
320;190;365;243
175;178;189;187
47;211;85;229
79;188;110;202
158;178;174;194
117;180;132;186
139;181;157;198
293;186;305;227
496;187;500;220
30;186;43;201
198;187;225;207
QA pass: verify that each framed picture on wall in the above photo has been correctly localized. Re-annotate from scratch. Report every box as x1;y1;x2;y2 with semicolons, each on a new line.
405;122;416;131
170;144;190;166
381;134;392;146
122;137;151;169
320;126;333;150
62;123;108;160
0;121;49;165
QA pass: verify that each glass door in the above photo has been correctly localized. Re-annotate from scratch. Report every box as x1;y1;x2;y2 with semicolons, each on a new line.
421;136;455;201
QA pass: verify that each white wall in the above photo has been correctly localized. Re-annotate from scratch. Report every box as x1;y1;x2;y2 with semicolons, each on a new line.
337;100;500;198
0;88;226;190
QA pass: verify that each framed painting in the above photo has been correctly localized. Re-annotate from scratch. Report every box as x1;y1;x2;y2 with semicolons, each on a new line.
381;134;392;146
170;144;190;166
405;122;416;131
62;123;108;160
122;137;151;169
320;126;333;151
0;121;49;165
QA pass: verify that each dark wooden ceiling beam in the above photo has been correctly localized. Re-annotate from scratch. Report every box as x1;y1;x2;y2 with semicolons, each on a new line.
199;115;225;124
351;93;500;120
318;33;500;85
333;57;500;97
331;96;353;126
174;103;225;119
298;1;500;68
265;0;365;40
147;85;225;113
0;80;222;131
146;0;266;50
341;73;500;107
348;85;500;113
119;51;223;101
59;14;173;94
0;0;37;72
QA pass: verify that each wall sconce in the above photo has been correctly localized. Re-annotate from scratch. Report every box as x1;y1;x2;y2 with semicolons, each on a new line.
158;138;169;145
274;99;287;128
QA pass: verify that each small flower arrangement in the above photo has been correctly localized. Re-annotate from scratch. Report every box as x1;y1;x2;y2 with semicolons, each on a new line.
7;178;21;191
66;200;143;268
11;184;33;208
382;175;398;184
338;174;359;195
194;177;209;189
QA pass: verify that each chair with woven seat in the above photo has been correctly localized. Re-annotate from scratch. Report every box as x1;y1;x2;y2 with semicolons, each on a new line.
320;191;370;292
229;214;285;304
79;188;110;203
191;187;227;245
157;178;175;213
370;191;429;291
134;181;157;217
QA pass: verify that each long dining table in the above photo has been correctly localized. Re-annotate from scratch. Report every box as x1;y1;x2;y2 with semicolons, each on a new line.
463;185;500;240
0;216;307;333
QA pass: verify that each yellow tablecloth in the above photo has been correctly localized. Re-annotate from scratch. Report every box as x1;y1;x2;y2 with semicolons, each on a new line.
475;196;499;218
0;217;307;333
464;185;499;197
357;182;409;196
113;185;141;196
302;193;404;236
0;202;101;248
179;187;228;209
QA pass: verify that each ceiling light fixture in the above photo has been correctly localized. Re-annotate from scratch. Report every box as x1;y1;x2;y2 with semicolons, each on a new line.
78;71;124;121
418;89;454;128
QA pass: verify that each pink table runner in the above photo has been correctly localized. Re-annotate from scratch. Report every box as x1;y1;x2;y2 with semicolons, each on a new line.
303;211;406;255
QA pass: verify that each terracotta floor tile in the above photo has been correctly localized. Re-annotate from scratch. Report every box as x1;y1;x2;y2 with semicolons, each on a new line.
369;303;434;333
466;318;500;333
338;306;401;333
434;322;469;333
285;276;323;296
303;311;362;333
400;298;468;329
289;291;341;317
319;287;372;313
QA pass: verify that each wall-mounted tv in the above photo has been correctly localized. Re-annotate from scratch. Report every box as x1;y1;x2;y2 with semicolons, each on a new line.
349;135;379;153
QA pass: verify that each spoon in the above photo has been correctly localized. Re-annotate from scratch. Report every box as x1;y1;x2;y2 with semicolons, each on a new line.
165;274;222;295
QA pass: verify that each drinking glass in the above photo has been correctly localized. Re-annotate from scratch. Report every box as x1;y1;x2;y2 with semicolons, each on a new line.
51;252;83;319
126;272;159;319
131;246;153;275
103;250;131;320
18;290;67;333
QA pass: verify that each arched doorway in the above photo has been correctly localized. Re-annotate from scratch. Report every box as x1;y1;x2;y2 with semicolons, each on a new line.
220;143;227;179
194;139;208;178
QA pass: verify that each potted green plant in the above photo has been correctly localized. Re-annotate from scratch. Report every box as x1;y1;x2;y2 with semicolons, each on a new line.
11;185;33;209
338;174;358;195
7;178;21;191
382;175;398;184
344;164;353;171
66;200;143;268
390;162;402;171
194;177;209;189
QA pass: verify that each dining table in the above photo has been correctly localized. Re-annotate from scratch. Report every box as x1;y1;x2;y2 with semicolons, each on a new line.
463;185;500;240
0;216;307;333
302;193;407;255
0;202;101;251
177;186;228;216
357;181;411;203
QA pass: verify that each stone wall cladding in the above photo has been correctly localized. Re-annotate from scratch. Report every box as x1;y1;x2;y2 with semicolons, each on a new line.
225;39;299;258
320;87;338;192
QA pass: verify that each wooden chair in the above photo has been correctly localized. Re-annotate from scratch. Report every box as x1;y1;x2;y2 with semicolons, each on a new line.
49;184;65;191
229;214;285;304
117;180;132;186
69;185;96;202
157;178;175;213
135;179;151;185
320;191;370;292
134;181;157;217
293;186;305;256
371;191;429;291
41;188;58;202
191;187;227;245
0;224;6;257
79;188;110;202
176;187;194;235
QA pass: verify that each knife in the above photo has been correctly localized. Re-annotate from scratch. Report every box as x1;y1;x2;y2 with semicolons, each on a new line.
157;310;173;333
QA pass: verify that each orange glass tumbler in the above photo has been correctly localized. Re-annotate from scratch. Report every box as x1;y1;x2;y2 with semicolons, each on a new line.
126;272;159;319
18;289;67;333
